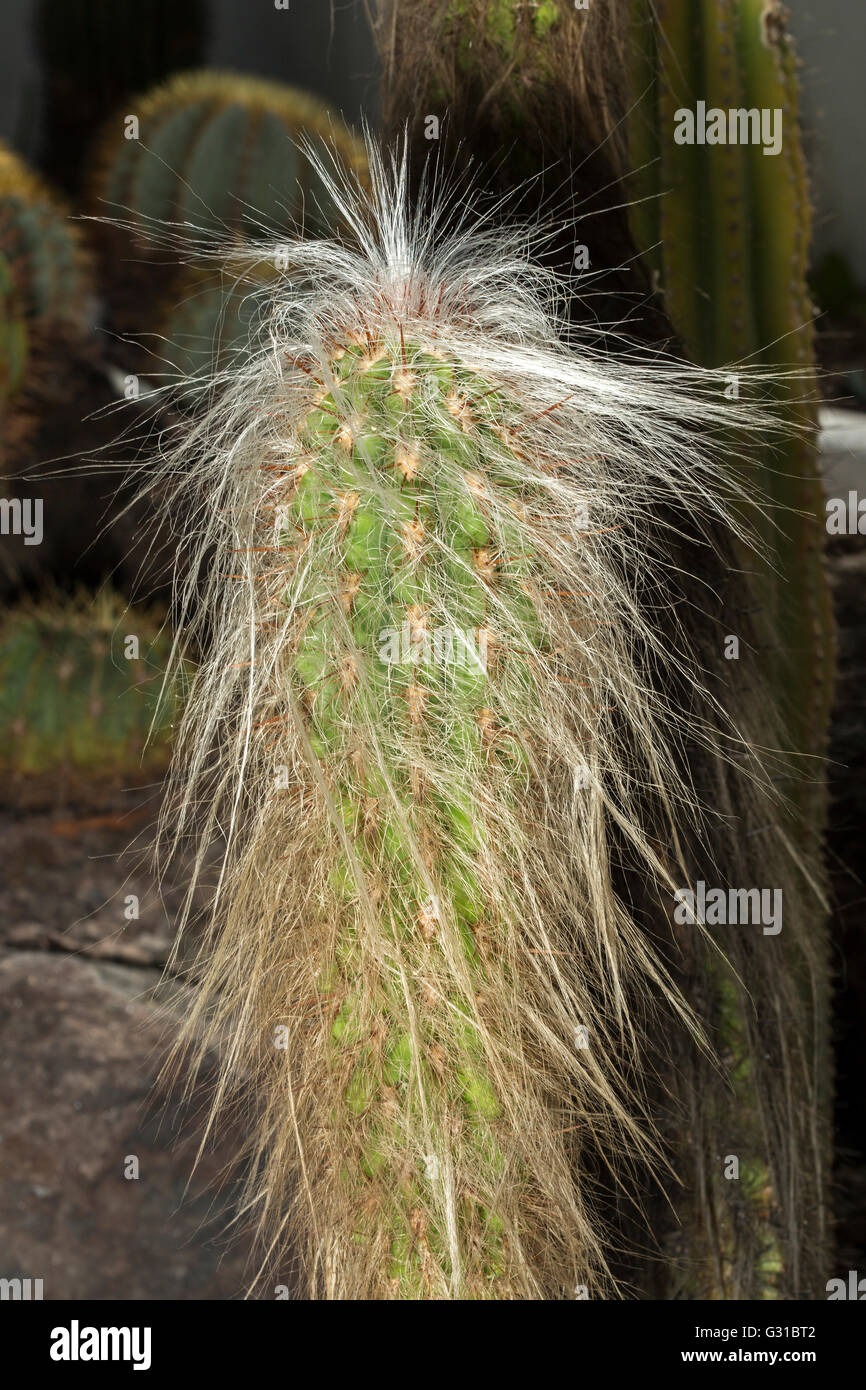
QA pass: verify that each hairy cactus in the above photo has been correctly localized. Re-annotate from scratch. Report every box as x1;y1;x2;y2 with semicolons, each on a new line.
151;144;806;1299
0;591;178;806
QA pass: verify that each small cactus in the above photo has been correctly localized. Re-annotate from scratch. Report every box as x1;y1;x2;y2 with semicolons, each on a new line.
0;591;180;806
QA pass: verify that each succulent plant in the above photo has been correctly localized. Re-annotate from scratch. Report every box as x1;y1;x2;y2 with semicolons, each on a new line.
0;144;95;476
0;590;179;805
150;142;805;1298
0;145;93;413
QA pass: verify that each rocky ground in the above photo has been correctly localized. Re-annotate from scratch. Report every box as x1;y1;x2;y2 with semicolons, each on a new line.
0;786;266;1299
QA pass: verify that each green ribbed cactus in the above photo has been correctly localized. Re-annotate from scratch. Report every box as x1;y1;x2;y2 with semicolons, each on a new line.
0;254;27;403
90;70;366;347
626;0;834;800
0;145;92;419
623;0;833;1300
0;592;179;803
91;70;365;242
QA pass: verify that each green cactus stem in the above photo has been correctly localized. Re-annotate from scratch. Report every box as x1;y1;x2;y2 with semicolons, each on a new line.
283;339;553;1296
626;1;834;802
0;146;94;461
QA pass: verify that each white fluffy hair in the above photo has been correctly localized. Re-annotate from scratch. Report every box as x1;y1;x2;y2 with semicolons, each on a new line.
146;136;798;1299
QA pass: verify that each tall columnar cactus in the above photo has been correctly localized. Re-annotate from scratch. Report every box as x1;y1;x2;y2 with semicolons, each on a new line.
155;145;799;1299
0;591;179;806
625;0;834;814
368;0;834;1298
622;0;834;1298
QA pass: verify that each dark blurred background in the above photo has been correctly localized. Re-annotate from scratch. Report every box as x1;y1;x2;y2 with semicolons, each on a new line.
0;0;378;163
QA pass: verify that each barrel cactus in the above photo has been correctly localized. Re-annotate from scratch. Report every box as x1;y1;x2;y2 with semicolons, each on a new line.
91;70;365;242
0;590;179;807
89;69;366;351
0;144;93;428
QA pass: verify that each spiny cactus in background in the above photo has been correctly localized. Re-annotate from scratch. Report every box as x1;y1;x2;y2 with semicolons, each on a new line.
34;0;208;193
372;0;627;181
91;70;366;243
0;147;92;329
0;144;94;456
152;144;803;1299
368;0;647;333
0;590;179;807
0;254;27;403
88;69;366;347
622;0;834;1298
